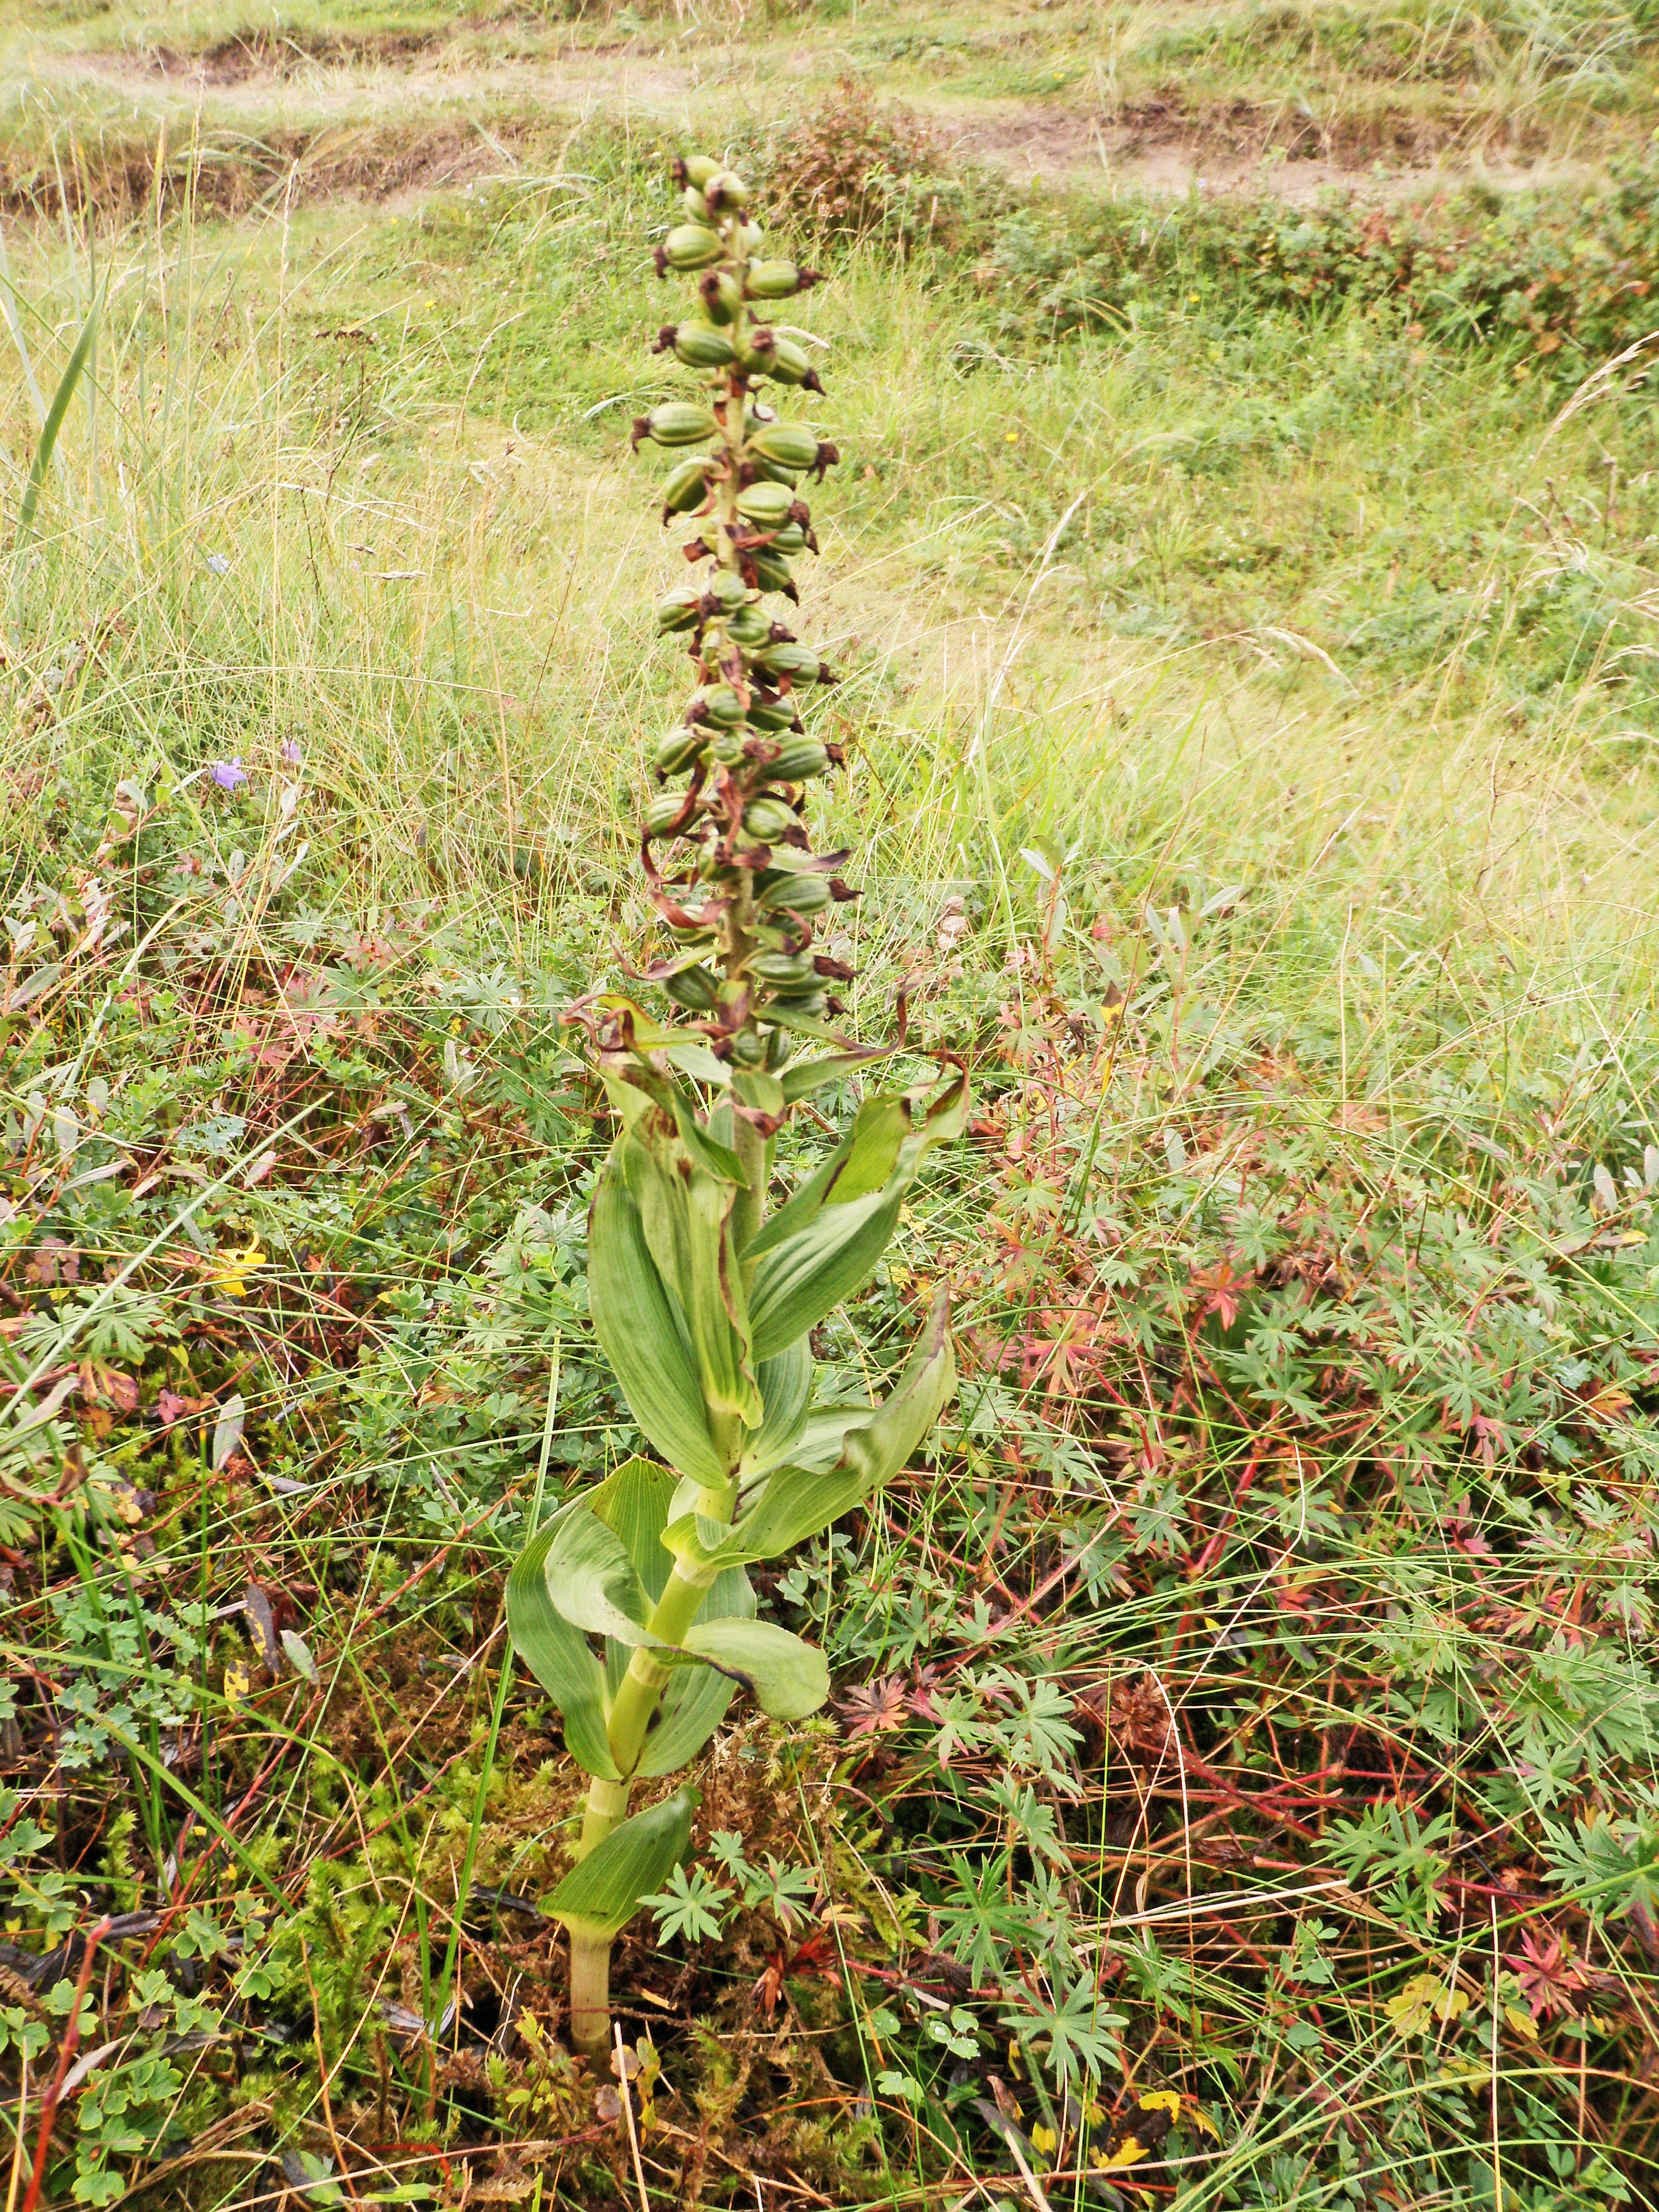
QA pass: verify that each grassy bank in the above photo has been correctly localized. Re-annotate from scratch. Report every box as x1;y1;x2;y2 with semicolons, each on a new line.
5;9;1659;2207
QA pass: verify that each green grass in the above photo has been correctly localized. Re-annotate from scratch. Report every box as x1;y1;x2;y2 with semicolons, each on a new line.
4;4;1659;2206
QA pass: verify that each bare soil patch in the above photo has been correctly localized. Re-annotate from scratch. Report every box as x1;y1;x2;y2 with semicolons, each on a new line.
0;116;531;221
947;92;1552;200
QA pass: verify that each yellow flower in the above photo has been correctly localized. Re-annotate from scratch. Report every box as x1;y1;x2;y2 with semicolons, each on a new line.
208;1238;265;1297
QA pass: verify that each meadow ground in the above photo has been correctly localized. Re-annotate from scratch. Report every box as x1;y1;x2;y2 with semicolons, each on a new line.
5;1;1659;2205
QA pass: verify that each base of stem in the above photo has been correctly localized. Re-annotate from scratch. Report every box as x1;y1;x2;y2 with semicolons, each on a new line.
568;1929;612;2063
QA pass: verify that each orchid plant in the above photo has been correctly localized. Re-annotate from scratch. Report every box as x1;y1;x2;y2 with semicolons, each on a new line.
505;152;964;2063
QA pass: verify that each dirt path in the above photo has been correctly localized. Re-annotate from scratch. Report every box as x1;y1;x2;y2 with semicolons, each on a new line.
45;32;1569;210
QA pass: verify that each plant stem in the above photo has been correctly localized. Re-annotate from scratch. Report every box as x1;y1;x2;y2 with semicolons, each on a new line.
567;1931;612;2063
566;1558;723;2057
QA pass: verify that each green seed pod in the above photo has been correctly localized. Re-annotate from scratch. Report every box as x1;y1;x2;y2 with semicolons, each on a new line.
663;964;720;1010
769;737;831;780
746;260;814;299
736;482;795;529
660;224;725;272
678;155;721;189
742;796;798;840
756;640;827;682
704;170;752;213
749;695;799;731
659;456;713;515
757;871;832;914
666;320;736;370
655;588;704;633
709;732;748;767
654;727;705;774
747;421;820;472
635;401;719;450
749;549;796;597
730;1028;768;1067
695;685;746;728
762;338;818;388
749;950;818;987
733;221;765;254
748;458;800;489
699;269;743;325
771;523;806;554
682;186;711;222
708;570;748;610
643;791;692;836
726;605;771;649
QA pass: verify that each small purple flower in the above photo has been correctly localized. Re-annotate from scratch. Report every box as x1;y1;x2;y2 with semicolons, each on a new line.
210;758;248;792
204;552;232;576
281;740;303;768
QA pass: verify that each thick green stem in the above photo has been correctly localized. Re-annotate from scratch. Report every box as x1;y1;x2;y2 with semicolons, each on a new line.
567;1931;612;2063
565;1558;722;2058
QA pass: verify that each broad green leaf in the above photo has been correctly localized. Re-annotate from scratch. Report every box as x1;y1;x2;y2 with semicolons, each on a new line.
506;1511;620;1780
588;1143;725;1484
779;1044;901;1102
637;1562;756;1774
745;1077;966;1361
734;1067;785;1119
625;1115;761;1429
675;1618;830;1720
738;1339;812;1478
585;1456;757;1771
745;1093;906;1261
548;1786;699;1940
545;1506;653;1643
667;1295;954;1569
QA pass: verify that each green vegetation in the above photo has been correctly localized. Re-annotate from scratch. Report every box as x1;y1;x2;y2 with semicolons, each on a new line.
4;1;1659;2206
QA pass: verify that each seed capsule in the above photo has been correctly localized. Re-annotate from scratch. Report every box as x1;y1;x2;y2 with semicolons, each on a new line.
659;224;725;272
676;155;722;189
767;988;830;1020
661;320;736;369
710;731;748;766
726;605;771;649
663;964;720;1010
745;260;822;299
632;401;718;450
769;737;831;780
682;186;711;221
756;640;828;682
694;685;746;728
771;522;806;554
749;696;799;731
704;170;752;213
749;950;818;987
654;727;705;773
757;871;832;914
733;221;765;254
643;792;692;835
655;587;704;633
659;456;713;517
748;421;821;472
743;796;797;839
736;482;795;528
730;1029;768;1067
708;570;748;609
760;337;820;389
749;549;796;597
699;270;743;325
